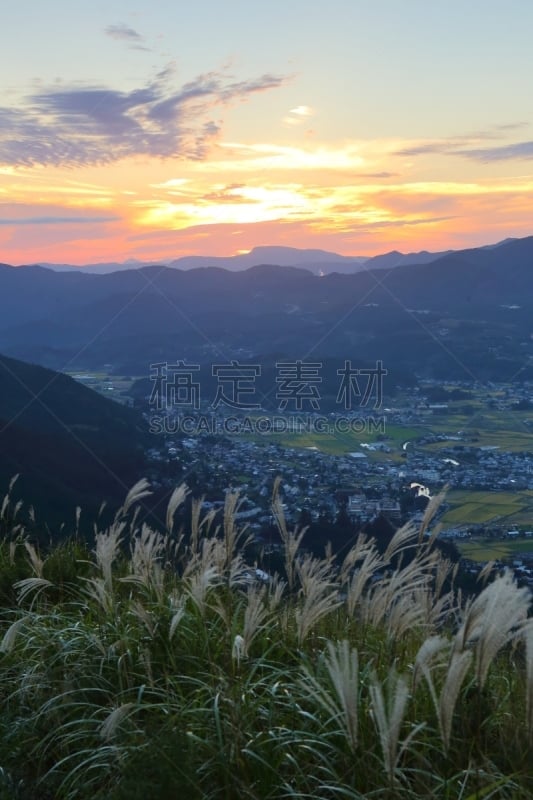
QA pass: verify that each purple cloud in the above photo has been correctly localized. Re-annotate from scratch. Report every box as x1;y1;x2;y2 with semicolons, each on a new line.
396;126;533;162
105;23;144;42
104;23;150;52
456;140;533;162
0;68;286;167
0;215;119;225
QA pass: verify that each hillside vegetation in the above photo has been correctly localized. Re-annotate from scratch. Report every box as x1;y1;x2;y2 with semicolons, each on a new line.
0;480;532;799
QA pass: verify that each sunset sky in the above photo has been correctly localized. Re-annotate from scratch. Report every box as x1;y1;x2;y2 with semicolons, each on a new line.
1;0;533;265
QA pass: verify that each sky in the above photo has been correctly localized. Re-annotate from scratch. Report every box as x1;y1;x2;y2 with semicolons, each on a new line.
1;0;533;265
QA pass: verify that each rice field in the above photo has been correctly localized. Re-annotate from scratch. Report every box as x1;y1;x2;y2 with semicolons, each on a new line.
458;537;533;562
442;490;533;525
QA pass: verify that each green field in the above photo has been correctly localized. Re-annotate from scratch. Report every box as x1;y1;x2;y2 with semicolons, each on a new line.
442;489;533;526
419;407;533;452
250;423;423;458
458;537;533;562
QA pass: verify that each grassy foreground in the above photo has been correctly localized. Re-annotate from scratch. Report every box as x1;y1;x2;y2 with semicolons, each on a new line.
0;480;532;799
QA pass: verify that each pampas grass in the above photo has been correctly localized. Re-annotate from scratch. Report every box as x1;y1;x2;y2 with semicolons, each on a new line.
0;479;531;800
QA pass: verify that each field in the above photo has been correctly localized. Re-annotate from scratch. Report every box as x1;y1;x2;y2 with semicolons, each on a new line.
457;536;533;561
249;421;424;458
441;489;533;526
67;371;140;405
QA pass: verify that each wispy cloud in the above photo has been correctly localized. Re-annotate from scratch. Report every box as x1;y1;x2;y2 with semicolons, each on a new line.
456;140;533;162
0;215;119;225
105;23;143;42
105;23;150;51
283;105;314;126
0;67;287;168
396;125;533;162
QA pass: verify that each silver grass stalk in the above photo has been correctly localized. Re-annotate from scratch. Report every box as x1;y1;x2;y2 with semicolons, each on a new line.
128;524;167;600
267;574;286;612
456;569;530;688
424;589;456;630
189;497;203;554
0;476;18;520
130;600;155;637
0;494;9;520
81;576;114;613
24;542;44;578
369;668;410;784
478;560;496;586
386;593;428;640
364;554;436;628
166;483;189;534
121;478;152;517
439;649;473;752
0;617;25;654
94;521;126;591
524;621;533;741
339;533;375;584
212;594;232;630
9;540;17;565
169;598;186;641
227;551;251;588
14;577;54;607
243;585;270;652
296;553;335;597
223;489;240;565
295;563;340;647
345;548;383;616
324;639;359;752
232;633;247;666
383;520;418;562
100;703;136;741
272;477;306;591
434;557;455;598
412;635;449;694
184;566;219;615
300;640;359;753
182;537;217;580
418;485;448;544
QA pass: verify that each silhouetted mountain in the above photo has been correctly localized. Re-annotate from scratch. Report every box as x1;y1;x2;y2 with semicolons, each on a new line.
0;353;149;530
1;235;532;381
38;245;368;276
363;248;452;270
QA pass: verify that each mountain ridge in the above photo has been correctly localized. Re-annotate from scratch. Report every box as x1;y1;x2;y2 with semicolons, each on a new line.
30;242;474;275
1;235;532;381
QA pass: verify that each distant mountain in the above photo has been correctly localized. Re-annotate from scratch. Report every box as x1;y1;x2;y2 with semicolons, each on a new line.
167;246;367;275
1;235;532;382
38;245;368;276
39;258;152;274
34;239;525;277
363;248;453;270
0;353;149;530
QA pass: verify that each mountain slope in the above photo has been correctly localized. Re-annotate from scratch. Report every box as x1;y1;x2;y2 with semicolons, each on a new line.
0;353;149;529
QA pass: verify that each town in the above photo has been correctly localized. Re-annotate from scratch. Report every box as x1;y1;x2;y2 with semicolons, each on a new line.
117;372;533;591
